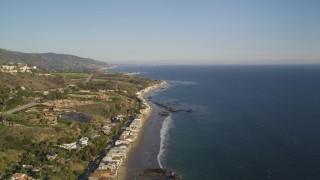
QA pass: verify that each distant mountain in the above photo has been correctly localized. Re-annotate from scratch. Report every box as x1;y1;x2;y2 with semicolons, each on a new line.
0;48;109;72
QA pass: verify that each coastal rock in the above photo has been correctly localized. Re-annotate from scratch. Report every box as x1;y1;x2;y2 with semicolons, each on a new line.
152;100;187;113
169;108;182;113
186;109;194;113
139;168;181;179
139;168;166;177
158;111;169;116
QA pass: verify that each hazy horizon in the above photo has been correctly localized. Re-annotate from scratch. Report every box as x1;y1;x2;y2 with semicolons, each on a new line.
1;0;319;64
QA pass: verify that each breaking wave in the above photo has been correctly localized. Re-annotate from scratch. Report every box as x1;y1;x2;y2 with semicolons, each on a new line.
157;115;173;169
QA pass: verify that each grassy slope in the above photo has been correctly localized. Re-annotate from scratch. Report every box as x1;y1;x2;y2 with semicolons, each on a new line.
0;72;77;89
55;72;90;79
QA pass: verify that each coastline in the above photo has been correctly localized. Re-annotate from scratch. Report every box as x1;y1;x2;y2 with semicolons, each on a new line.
87;80;167;180
118;80;167;180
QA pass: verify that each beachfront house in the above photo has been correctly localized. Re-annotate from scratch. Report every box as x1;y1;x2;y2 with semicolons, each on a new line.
88;169;112;180
97;163;118;179
121;130;131;136
129;131;139;136
115;140;130;146
131;119;142;125
125;135;136;142
129;119;142;132
116;144;131;152
99;160;120;172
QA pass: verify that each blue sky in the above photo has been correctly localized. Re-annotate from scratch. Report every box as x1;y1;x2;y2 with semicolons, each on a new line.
0;0;319;64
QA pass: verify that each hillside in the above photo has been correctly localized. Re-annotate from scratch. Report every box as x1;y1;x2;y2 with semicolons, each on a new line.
37;53;108;72
0;72;68;90
0;70;158;179
0;48;109;72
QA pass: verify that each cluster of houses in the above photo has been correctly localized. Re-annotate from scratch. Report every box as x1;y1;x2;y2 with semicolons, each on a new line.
38;100;94;124
29;100;82;125
59;137;89;150
87;82;164;179
89;118;142;179
10;152;59;179
0;64;37;73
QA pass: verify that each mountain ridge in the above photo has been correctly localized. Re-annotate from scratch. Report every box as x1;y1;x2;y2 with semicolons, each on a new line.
0;48;109;72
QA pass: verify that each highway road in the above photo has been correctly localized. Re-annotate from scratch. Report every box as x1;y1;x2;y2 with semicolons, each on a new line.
2;102;39;114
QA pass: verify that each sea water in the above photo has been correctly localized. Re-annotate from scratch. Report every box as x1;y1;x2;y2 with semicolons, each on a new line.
111;65;320;179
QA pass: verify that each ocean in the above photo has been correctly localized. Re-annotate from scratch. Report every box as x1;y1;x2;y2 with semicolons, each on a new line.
111;65;320;179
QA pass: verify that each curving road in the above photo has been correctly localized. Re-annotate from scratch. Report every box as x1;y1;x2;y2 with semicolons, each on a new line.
85;73;94;84
2;102;39;114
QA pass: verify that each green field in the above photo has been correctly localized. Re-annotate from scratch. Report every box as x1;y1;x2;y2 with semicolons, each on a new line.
55;72;90;79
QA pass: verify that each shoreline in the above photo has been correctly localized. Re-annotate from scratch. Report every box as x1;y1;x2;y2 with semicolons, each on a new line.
118;80;167;180
88;80;167;180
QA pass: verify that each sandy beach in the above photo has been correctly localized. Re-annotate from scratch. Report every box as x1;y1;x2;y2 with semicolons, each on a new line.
118;81;167;180
117;81;167;180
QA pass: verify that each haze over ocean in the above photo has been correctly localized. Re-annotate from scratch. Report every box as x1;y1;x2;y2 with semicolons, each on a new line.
1;0;319;65
112;65;320;179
